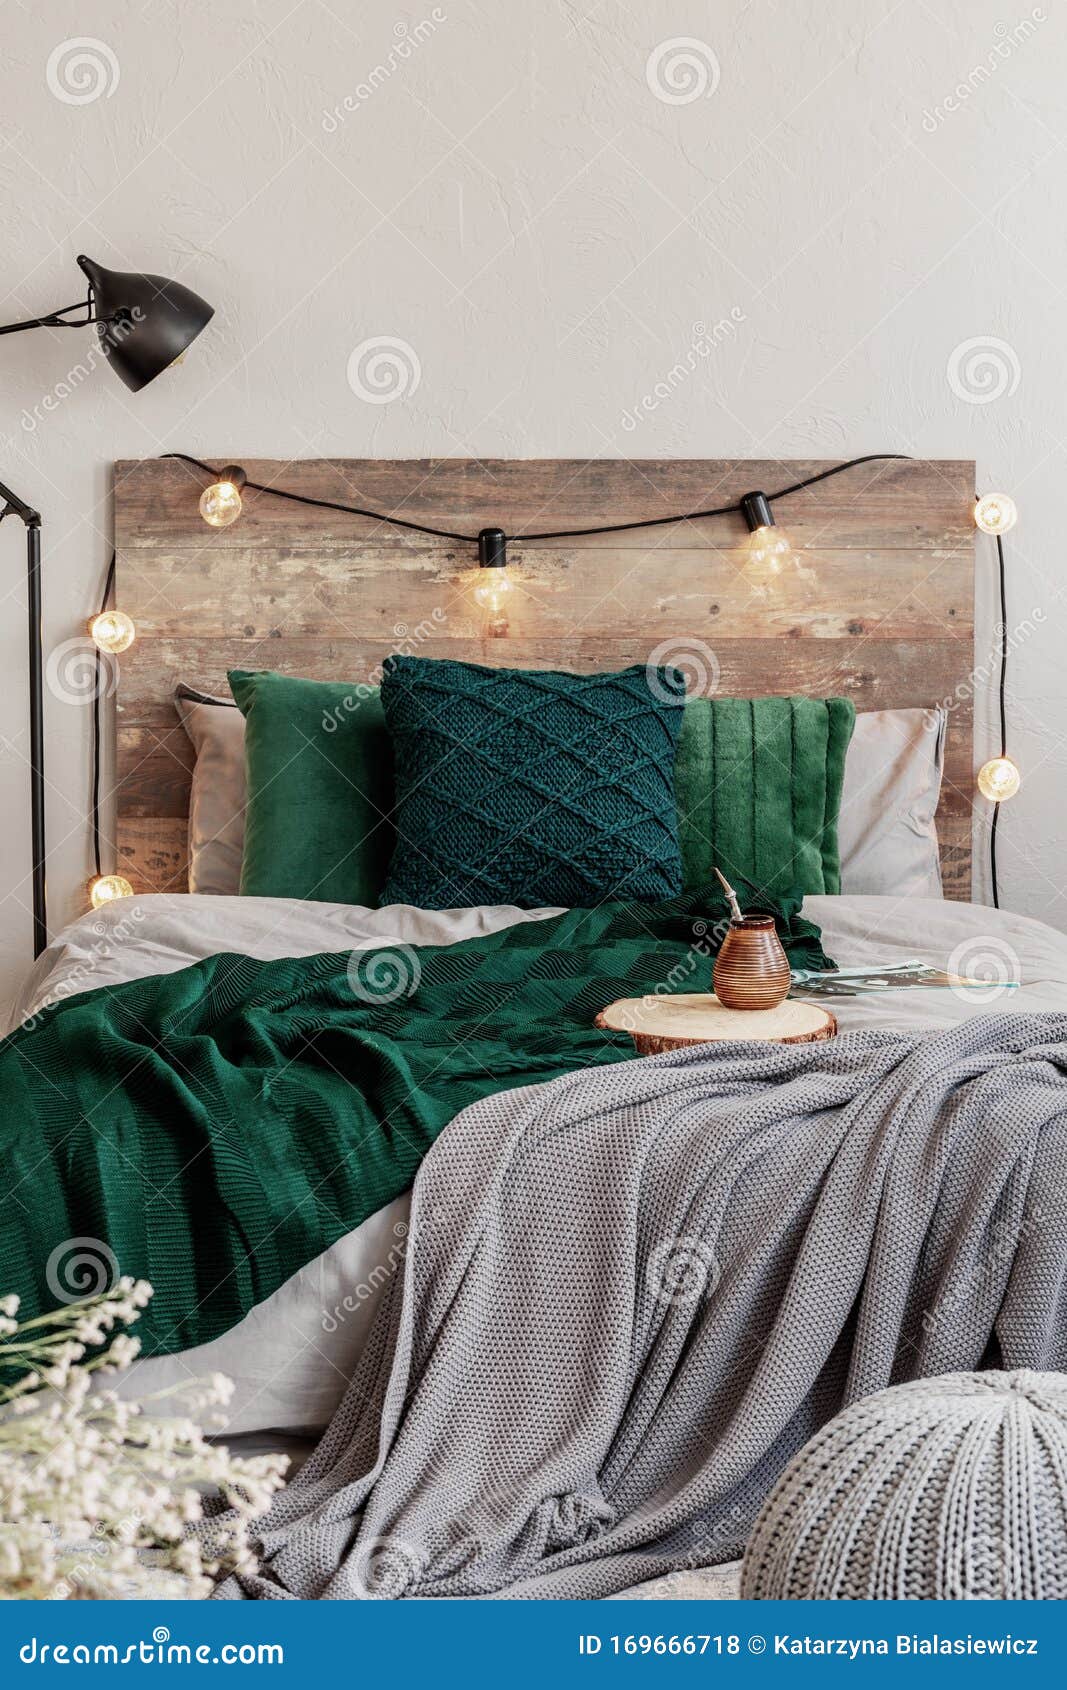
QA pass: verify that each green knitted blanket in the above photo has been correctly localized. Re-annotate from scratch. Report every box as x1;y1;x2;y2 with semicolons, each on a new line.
0;885;830;1356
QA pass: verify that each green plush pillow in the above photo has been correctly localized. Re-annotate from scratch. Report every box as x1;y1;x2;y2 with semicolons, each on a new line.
228;670;394;905
379;656;686;909
676;696;855;897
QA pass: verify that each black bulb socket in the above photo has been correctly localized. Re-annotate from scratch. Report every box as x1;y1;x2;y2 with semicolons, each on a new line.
740;491;775;533
478;527;507;569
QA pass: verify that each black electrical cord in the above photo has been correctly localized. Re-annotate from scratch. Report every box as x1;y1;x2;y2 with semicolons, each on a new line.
989;531;1009;911
162;453;474;545
161;451;913;547
91;551;117;884
104;448;1004;907
516;454;913;541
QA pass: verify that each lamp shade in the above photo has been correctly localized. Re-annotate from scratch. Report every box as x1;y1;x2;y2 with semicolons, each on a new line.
76;254;213;392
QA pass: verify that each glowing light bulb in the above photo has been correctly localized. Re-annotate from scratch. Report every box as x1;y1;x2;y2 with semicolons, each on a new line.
88;609;136;654
977;757;1021;802
738;490;796;592
473;567;513;618
89;874;134;909
742;524;793;588
974;493;1017;535
199;466;246;528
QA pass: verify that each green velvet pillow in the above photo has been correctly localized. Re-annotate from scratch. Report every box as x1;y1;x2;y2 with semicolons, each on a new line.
676;696;855;897
379;656;686;909
229;670;394;905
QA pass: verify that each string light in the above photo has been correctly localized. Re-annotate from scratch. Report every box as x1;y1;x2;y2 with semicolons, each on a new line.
473;527;512;634
88;608;136;654
199;466;246;528
157;451;1022;906
89;874;133;908
973;492;1019;911
738;490;794;590
974;493;1017;535
977;756;1021;803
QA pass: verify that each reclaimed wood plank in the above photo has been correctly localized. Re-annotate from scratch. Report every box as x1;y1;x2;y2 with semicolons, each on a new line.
114;458;977;898
114;458;975;550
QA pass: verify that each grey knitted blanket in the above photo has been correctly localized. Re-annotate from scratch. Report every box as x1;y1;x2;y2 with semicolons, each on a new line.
214;1012;1067;1600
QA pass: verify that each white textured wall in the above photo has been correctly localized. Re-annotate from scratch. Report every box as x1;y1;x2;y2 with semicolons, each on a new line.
0;0;1060;1009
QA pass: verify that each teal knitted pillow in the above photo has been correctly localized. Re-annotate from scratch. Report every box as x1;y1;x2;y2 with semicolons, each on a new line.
379;657;686;909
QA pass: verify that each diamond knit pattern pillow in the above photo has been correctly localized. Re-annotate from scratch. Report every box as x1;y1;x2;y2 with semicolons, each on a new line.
379;656;686;909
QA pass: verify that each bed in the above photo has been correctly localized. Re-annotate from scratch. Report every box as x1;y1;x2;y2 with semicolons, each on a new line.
13;886;1067;1601
11;455;1064;1601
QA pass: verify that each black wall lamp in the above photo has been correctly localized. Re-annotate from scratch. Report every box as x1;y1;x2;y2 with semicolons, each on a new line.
1;255;214;956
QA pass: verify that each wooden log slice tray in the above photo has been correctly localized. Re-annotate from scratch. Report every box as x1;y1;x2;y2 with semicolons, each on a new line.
596;992;837;1055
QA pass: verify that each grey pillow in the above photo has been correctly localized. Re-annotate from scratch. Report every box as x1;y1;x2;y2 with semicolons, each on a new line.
174;689;946;903
174;685;246;895
838;707;945;898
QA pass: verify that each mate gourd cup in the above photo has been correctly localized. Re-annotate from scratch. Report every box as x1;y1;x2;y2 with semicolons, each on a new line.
713;915;791;1010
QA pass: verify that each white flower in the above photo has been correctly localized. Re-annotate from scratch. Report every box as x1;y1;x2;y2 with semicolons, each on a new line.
0;1277;286;1599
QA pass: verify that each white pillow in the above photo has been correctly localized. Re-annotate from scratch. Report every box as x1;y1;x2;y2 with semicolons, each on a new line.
175;686;947;903
838;707;945;898
174;685;246;896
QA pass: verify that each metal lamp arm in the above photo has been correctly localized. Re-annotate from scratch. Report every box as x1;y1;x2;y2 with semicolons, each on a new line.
0;296;125;336
0;479;45;957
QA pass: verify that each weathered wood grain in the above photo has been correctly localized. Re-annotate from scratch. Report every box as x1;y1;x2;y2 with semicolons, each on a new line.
114;459;976;898
117;546;973;642
115;458;975;548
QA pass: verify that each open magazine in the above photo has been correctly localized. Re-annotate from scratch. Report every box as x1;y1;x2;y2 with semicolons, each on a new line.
790;959;1021;998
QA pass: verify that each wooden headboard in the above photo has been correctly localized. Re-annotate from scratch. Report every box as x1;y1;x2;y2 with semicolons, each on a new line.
114;457;976;898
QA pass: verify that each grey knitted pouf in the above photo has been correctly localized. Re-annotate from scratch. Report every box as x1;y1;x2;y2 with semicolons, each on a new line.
741;1370;1067;1600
